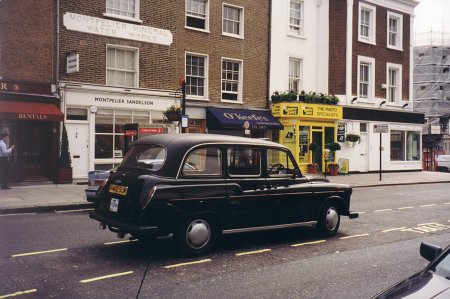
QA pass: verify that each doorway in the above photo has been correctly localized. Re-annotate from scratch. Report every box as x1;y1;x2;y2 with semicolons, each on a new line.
18;121;51;181
312;131;323;171
67;124;89;178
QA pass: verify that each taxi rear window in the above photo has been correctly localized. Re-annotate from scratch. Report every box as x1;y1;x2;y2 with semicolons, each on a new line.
121;145;167;171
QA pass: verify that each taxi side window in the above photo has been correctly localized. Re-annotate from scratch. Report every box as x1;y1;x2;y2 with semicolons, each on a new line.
267;148;296;176
227;147;261;176
183;147;222;176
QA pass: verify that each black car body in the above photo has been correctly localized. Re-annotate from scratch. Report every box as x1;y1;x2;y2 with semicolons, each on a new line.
90;134;358;255
373;242;450;299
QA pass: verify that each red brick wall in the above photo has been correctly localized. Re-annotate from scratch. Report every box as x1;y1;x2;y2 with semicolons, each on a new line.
352;1;410;100
0;0;55;84
329;0;411;100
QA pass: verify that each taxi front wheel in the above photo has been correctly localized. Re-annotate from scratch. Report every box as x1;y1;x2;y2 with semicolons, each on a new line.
318;202;340;237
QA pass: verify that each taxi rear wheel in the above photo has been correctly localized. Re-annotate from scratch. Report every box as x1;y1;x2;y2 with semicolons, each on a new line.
175;215;217;256
318;202;340;237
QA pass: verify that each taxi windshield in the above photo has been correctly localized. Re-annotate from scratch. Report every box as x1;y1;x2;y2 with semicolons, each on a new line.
121;145;167;171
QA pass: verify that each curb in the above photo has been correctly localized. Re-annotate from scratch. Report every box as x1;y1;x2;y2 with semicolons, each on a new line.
350;180;450;188
0;203;94;215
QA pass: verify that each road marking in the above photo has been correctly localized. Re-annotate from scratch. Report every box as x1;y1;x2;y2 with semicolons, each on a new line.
339;233;369;240
235;249;271;256
354;211;366;215
80;271;133;283
104;239;139;245
444;203;450;205
165;259;211;269
0;289;37;298
374;209;392;212
12;248;68;258
291;240;326;247
420;204;437;208
382;227;406;233
398;206;414;210
401;223;450;234
0;213;37;217
55;208;94;213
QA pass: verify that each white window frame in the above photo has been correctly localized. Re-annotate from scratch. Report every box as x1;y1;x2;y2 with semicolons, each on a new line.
357;56;375;100
185;52;209;101
387;11;403;51
288;57;302;93
358;2;376;45
288;0;304;37
222;3;244;39
185;0;210;32
104;0;142;23
106;45;139;88
386;62;402;104
221;58;243;104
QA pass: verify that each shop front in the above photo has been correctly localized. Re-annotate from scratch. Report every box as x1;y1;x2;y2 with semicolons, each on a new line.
271;103;343;173
0;99;64;182
206;107;284;138
61;83;178;179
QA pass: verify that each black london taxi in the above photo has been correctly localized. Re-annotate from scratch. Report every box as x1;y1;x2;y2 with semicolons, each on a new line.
90;134;358;256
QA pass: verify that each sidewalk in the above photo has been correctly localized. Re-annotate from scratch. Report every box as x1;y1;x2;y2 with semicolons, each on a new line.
1;171;450;214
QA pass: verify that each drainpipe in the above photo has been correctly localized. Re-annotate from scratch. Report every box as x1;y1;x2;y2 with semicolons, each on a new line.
266;0;272;110
345;0;354;103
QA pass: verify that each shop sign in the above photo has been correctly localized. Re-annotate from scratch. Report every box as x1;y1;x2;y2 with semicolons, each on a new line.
272;103;342;120
125;130;137;136
63;12;173;46
18;113;48;120
0;81;51;94
337;122;345;142
67;53;79;74
373;124;389;133
339;159;349;174
139;127;163;135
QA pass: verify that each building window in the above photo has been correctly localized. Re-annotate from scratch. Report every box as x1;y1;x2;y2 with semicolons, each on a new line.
289;58;302;93
186;53;208;99
289;0;304;36
359;3;376;44
390;130;420;161
106;46;138;88
387;12;403;50
186;0;208;31
221;59;242;102
106;0;139;20
358;56;375;99
387;63;402;103
222;4;243;38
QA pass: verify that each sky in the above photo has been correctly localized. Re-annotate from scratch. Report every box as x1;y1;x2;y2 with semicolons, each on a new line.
414;0;450;33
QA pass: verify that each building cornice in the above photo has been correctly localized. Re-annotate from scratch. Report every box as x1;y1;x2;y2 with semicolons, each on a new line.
362;0;418;14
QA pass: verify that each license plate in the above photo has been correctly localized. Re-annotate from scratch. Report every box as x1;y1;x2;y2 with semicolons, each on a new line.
109;184;128;196
110;198;119;212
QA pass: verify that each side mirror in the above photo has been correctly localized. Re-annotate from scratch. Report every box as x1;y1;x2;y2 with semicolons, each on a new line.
420;242;442;262
293;168;302;178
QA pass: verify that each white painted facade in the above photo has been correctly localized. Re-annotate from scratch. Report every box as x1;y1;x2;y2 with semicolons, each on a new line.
60;82;178;179
270;0;329;95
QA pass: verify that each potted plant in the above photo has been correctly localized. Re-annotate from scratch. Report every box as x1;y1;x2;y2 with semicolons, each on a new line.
164;105;181;122
298;90;306;102
328;163;339;176
307;163;319;174
308;143;319;173
57;124;73;184
345;133;361;147
271;91;281;103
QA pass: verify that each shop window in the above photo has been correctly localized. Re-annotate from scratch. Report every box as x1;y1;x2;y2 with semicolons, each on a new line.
267;148;296;176
186;0;209;31
227;147;260;176
390;130;420;161
66;108;88;121
298;126;309;164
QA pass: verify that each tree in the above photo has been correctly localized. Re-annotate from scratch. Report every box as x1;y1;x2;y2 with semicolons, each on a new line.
59;125;72;169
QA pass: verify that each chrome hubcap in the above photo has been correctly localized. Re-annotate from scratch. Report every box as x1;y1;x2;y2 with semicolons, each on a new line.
326;207;338;231
186;220;211;249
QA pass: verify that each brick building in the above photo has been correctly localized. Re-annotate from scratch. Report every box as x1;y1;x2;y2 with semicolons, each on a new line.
58;0;278;179
0;0;64;183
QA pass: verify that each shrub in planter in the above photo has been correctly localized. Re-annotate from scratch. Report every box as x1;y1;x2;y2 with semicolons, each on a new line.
57;125;73;184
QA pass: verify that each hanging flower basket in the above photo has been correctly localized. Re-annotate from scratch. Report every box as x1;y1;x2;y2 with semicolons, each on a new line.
163;105;182;122
345;134;361;147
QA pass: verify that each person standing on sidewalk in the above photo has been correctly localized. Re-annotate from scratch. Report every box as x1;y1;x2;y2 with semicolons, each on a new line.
0;133;15;189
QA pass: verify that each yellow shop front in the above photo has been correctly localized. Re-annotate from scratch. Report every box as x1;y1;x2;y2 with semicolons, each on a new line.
271;103;343;173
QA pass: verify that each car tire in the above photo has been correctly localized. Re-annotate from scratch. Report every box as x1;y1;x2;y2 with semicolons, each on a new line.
318;202;340;237
175;215;217;256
